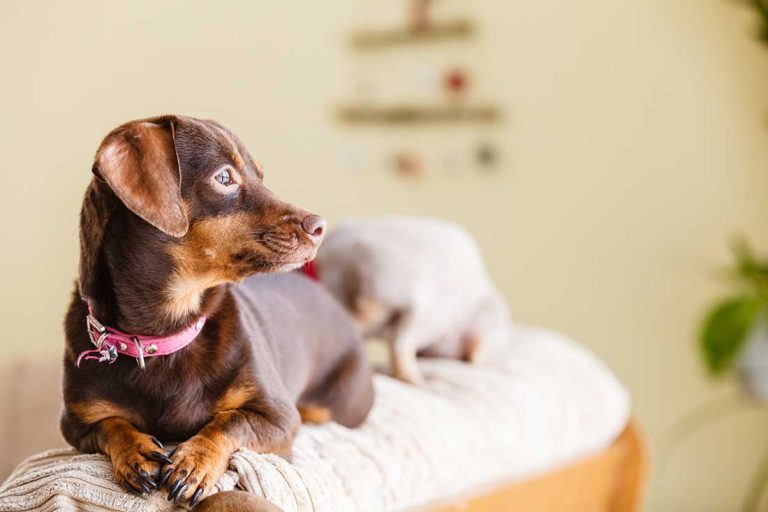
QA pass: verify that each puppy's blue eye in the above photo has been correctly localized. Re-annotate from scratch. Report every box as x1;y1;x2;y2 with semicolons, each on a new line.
215;169;233;186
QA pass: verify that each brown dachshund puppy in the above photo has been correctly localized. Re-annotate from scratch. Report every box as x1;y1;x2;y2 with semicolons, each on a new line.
60;115;374;507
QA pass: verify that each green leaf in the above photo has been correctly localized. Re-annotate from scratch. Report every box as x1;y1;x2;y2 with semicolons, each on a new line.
752;0;768;45
732;237;768;290
700;296;764;375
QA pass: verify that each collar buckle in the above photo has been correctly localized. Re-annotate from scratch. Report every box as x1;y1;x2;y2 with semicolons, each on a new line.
86;314;109;348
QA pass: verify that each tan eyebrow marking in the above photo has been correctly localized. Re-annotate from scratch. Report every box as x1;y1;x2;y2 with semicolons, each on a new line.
164;213;255;320
211;125;246;171
251;158;264;178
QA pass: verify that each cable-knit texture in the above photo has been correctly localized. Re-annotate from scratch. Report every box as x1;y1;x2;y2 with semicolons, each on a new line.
0;326;630;511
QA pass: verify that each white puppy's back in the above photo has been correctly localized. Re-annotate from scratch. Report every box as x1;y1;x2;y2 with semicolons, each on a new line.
318;217;509;357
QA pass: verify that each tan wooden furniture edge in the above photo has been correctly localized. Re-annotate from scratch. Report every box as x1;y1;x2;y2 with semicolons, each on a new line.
428;418;648;512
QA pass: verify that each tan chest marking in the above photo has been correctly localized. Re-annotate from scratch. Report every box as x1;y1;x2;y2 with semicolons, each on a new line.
216;385;258;412
165;272;227;320
165;214;255;320
70;399;141;427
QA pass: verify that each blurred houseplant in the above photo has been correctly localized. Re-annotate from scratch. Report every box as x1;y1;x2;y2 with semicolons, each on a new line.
698;0;767;394
664;3;768;511
752;0;768;43
700;241;768;399
701;0;768;388
671;240;768;512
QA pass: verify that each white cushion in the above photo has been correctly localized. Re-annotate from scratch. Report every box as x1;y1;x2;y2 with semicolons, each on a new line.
0;326;630;511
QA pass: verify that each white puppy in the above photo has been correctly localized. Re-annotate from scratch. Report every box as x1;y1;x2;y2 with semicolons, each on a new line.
316;217;511;384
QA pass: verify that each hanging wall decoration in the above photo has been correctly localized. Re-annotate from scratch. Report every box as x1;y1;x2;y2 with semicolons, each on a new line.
409;0;433;31
475;141;498;170
393;151;424;178
443;67;469;99
338;0;504;179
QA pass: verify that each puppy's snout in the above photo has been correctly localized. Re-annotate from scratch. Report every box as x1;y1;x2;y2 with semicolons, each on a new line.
301;215;327;243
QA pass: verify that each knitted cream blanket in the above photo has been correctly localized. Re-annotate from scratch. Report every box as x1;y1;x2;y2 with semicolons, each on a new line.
0;326;630;512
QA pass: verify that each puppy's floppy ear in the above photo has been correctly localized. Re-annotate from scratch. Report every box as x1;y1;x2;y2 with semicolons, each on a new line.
94;118;188;237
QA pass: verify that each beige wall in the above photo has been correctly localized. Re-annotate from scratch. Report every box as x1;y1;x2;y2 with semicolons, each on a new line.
2;1;768;509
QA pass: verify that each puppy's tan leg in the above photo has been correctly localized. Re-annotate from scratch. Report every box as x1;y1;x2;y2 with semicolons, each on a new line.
300;346;374;428
389;339;424;385
387;311;425;385
96;418;171;495
353;296;389;332
462;332;483;363
163;395;299;506
298;404;332;424
61;403;172;496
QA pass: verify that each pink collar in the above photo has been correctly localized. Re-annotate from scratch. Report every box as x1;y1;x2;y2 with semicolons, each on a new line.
302;261;319;280
76;303;206;369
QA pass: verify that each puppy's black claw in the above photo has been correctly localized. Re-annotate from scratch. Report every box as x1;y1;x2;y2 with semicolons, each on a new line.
151;451;173;465
168;479;184;500
158;468;173;488
151;436;164;449
124;481;143;496
135;478;151;495
173;484;188;504
138;470;157;489
190;487;203;507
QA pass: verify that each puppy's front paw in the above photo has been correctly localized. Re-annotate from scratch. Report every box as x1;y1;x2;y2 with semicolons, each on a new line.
109;433;172;496
163;435;230;507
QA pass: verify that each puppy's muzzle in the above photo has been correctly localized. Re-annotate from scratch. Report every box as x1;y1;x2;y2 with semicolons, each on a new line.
301;215;327;246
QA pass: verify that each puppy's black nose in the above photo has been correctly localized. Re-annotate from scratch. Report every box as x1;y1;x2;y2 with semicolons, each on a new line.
301;215;327;241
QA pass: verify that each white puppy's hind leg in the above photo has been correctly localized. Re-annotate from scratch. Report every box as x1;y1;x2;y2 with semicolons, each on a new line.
387;313;425;385
389;340;424;385
462;332;483;363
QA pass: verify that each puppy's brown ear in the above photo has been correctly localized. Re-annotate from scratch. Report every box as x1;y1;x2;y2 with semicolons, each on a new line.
94;118;188;237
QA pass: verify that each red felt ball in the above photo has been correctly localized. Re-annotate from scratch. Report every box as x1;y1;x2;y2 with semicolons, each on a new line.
444;69;468;94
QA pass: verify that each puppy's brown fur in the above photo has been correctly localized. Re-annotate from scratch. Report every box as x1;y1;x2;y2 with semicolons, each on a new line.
196;491;283;511
60;115;374;507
